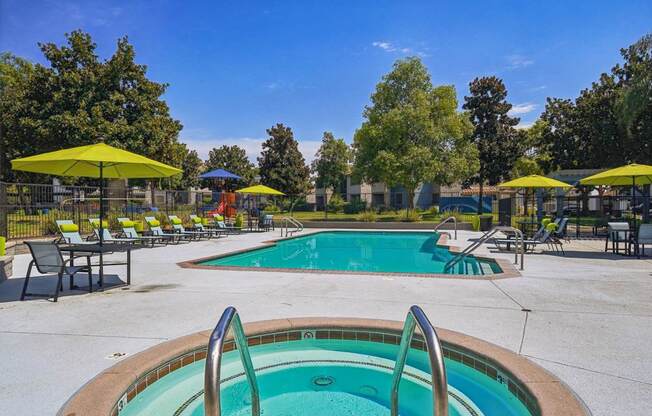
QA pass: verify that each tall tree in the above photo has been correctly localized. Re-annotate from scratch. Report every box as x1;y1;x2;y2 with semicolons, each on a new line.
311;132;351;218
463;76;522;213
0;31;183;183
353;57;478;210
205;145;257;189
179;146;203;189
258;123;310;200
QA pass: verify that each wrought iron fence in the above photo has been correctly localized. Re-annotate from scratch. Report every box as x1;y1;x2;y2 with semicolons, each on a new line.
1;181;650;240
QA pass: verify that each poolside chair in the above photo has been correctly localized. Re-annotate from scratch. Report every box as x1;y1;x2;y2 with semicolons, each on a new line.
22;240;93;302
88;219;137;244
553;217;570;242
211;213;242;234
605;222;631;255
55;220;95;245
168;215;211;239
144;217;189;243
495;228;564;254
117;218;165;247
188;214;226;238
633;224;652;258
259;214;274;232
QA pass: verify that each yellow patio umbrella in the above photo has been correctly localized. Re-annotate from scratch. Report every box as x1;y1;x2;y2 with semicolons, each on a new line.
580;163;652;225
11;142;182;244
235;184;285;195
498;174;573;189
498;175;572;229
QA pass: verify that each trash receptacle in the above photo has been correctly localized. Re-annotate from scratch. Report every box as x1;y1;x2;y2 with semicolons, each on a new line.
479;215;493;231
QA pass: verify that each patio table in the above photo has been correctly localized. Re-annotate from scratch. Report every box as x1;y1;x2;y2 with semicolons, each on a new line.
59;243;133;288
517;219;539;238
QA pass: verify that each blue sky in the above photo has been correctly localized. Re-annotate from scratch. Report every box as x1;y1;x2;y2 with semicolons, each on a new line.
1;0;651;162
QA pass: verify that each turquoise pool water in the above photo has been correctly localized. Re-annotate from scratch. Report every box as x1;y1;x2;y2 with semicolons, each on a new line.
120;337;532;416
199;231;500;275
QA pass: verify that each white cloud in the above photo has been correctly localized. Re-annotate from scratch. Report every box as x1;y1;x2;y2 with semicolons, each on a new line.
509;102;537;116
516;121;534;130
372;41;429;57
182;137;322;164
529;85;547;92
265;82;279;90
506;54;534;69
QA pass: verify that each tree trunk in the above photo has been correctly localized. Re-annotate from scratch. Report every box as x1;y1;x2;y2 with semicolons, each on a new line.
407;189;415;218
477;182;484;214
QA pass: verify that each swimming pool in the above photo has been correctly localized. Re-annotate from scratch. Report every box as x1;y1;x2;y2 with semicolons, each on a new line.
195;231;501;276
120;332;529;416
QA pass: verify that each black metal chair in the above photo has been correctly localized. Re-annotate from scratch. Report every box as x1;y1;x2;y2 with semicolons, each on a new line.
21;241;93;302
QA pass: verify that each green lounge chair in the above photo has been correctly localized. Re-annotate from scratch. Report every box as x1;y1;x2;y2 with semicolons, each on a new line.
55;220;95;245
89;219;136;244
144;217;189;243
168;215;211;239
189;214;226;238
211;213;242;234
117;218;167;247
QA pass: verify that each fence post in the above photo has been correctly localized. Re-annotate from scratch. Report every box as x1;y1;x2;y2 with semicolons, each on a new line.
575;193;581;238
0;182;7;238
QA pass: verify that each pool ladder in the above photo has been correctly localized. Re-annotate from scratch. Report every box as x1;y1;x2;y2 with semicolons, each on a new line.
434;216;458;240
444;226;524;273
280;216;303;237
204;305;448;416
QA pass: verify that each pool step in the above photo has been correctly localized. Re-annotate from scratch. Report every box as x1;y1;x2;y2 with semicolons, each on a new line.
479;262;495;275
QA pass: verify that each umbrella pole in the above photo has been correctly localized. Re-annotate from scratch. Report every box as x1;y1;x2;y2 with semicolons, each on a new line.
632;176;637;231
99;162;104;246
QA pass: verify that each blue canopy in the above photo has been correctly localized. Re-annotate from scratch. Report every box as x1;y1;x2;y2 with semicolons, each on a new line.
200;168;241;180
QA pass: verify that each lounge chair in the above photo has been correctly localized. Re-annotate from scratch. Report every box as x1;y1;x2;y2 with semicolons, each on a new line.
89;219;137;244
144;217;189;243
55;220;95;245
117;218;166;247
633;224;652;258
605;222;631;254
188;214;226;238
495;228;564;254
168;215;211;239
211;213;241;234
22;240;93;302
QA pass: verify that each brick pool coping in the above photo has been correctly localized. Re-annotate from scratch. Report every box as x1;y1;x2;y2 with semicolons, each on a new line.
57;317;589;416
177;230;521;280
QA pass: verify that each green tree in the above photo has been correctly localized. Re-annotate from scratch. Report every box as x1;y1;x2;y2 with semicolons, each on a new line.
0;53;34;181
463;76;522;213
311;132;351;218
353;57;478;210
1;31;183;183
179;146;203;189
258;123;310;199
205;145;257;189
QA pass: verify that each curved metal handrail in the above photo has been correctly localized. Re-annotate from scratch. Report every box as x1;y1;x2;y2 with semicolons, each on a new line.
280;216;303;237
444;225;524;273
204;307;260;416
434;216;457;240
391;305;448;416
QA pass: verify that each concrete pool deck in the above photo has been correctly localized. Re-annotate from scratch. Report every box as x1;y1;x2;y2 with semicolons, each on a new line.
0;229;650;415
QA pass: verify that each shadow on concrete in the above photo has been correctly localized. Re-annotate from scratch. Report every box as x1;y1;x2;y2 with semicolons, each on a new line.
0;273;126;303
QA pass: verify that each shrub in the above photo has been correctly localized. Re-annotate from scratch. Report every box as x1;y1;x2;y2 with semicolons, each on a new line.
234;213;244;228
439;209;465;222
357;210;377;222
344;199;367;214
398;209;421;222
327;194;345;213
426;205;439;216
263;203;281;213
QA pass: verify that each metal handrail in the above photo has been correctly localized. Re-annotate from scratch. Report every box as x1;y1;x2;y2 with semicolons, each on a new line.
434;216;457;240
444;226;524;272
280;216;303;237
391;305;448;416
204;307;260;416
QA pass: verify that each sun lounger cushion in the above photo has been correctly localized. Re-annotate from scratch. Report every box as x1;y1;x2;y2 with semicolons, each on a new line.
546;223;558;232
192;217;202;224
171;217;182;225
90;219;109;228
59;223;79;232
147;219;160;226
214;214;224;221
121;220;135;227
541;218;551;228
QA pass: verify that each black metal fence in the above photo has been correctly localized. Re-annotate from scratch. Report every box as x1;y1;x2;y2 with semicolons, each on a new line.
1;181;650;240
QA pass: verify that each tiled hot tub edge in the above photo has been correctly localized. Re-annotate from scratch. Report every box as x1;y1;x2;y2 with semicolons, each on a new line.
58;318;588;416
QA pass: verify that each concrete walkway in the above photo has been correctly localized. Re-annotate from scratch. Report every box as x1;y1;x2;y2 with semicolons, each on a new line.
0;229;650;415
